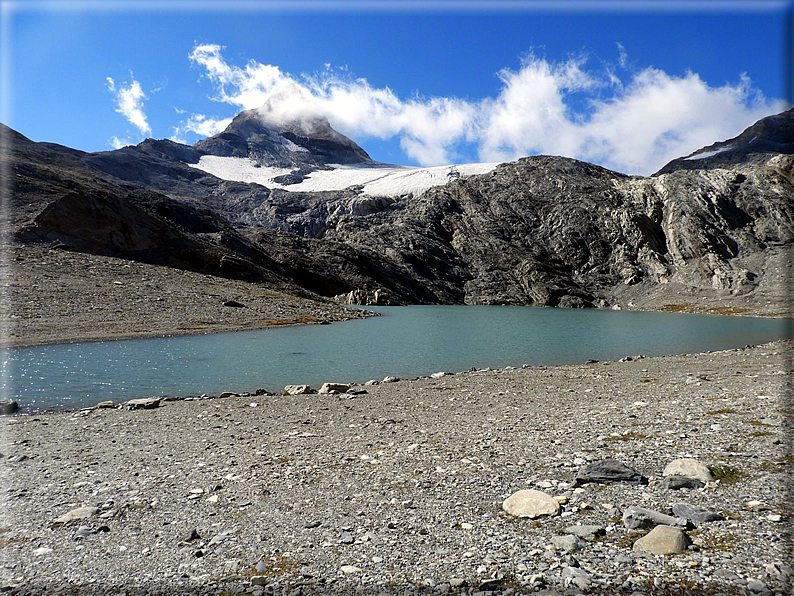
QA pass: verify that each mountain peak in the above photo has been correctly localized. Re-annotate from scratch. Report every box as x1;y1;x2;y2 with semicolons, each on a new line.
655;108;794;174
194;104;371;168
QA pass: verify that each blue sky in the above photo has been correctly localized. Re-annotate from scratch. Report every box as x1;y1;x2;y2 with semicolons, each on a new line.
2;1;791;174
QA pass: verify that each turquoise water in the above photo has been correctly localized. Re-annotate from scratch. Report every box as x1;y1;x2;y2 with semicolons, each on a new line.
2;305;790;411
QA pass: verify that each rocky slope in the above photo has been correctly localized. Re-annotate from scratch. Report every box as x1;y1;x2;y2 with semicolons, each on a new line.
4;108;793;313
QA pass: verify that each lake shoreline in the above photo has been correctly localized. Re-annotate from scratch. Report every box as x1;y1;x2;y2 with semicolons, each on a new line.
2;340;791;594
5;243;792;350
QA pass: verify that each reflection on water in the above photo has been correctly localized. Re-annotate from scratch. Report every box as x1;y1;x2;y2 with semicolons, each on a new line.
1;305;789;411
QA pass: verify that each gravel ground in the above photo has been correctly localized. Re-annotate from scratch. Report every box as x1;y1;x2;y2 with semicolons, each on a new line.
1;244;373;348
1;341;791;595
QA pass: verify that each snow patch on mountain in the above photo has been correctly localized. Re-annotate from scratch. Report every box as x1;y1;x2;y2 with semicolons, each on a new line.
684;145;733;161
188;156;500;197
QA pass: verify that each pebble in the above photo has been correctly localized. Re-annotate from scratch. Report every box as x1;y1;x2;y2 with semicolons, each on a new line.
671;502;724;525
283;385;312;395
564;524;606;541
632;525;691;555
124;397;161;410
622;506;681;530
574;458;647;486
502;490;560;519
318;383;351;395
662;458;714;483
52;506;100;526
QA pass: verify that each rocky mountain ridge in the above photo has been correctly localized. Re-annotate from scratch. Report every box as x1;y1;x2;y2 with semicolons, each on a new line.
4;108;793;312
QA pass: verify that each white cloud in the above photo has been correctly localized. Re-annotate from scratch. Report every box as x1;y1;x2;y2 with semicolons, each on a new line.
108;135;133;150
171;113;232;143
187;44;782;175
106;73;152;141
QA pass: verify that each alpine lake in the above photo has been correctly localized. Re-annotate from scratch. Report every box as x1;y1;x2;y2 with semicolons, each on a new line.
2;305;790;412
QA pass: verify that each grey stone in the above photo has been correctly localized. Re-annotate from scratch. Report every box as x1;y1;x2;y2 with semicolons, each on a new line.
564;524;606;541
551;535;585;553
222;300;245;308
659;475;705;490
561;566;590;591
0;400;18;415
478;579;502;591
53;506;100;526
283;385;312;395
574;459;647;486
623;506;680;530
632;525;691;555
502;489;560;518
255;561;267;573
339;531;355;544
382;376;400;383
662;458;714;483
746;579;770;593
671;502;724;525
125;397;161;410
218;391;237;398
318;383;351;395
73;525;93;539
95;400;115;409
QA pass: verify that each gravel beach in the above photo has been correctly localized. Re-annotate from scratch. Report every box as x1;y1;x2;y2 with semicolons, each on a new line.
2;245;373;349
1;340;791;595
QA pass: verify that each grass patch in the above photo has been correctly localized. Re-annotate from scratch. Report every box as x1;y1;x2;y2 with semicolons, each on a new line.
744;419;771;427
691;529;738;551
243;554;301;578
707;408;737;415
661;304;692;312
749;431;775;437
615;529;649;548
710;465;746;485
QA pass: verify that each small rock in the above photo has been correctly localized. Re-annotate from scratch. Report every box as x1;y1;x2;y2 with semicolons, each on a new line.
222;300;245;308
662;458;714;483
283;385;312;396
95;401;115;409
502;489;560;518
250;576;268;586
340;565;361;574
318;383;351;395
33;547;53;555
53;506;100;526
623;506;680;530
382;376;400;383
218;391;237;398
551;535;585;553
659;475;705;490
430;372;449;379
564;524;606;541
184;529;201;542
125;398;161;410
574;459;647;486
0;400;18;415
73;526;93;540
339;532;355;545
747;579;770;593
671;502;724;525
255;561;267;573
561;566;590;591
632;525;691;555
765;561;793;579
478;578;502;591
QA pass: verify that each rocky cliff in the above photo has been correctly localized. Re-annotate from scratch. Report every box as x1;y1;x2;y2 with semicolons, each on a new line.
4;108;793;313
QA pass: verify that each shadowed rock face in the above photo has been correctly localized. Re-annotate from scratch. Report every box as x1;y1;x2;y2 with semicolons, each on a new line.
3;108;793;310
